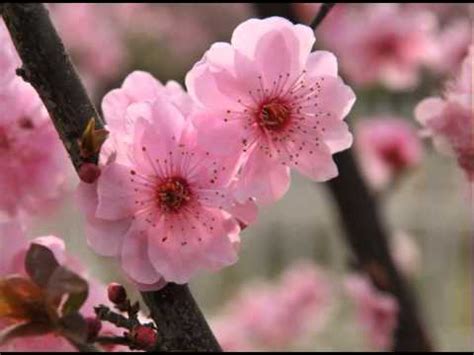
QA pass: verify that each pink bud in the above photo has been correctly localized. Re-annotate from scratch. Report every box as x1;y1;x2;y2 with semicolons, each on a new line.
78;163;101;184
107;282;127;304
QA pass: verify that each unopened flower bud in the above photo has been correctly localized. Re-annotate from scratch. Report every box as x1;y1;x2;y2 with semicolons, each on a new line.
107;282;127;304
131;325;158;351
78;163;101;184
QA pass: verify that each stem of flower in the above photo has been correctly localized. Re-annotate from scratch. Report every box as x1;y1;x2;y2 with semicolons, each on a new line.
310;3;335;30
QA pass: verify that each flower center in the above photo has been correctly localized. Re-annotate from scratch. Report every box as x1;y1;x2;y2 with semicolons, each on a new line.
258;101;290;131
380;145;407;171
156;177;191;213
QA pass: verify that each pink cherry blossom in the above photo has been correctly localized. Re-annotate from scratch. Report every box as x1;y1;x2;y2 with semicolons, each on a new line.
78;90;242;286
428;19;472;76
0;223;126;352
344;273;399;350
186;17;355;205
210;261;333;350
0;31;68;218
354;117;423;190
317;4;437;90
415;47;474;180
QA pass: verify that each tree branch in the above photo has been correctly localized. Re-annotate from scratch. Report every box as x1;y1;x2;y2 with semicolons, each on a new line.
142;284;221;352
2;3;221;352
309;3;335;30
253;3;433;351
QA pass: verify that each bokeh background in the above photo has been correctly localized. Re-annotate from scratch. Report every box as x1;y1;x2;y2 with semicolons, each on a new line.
26;3;472;351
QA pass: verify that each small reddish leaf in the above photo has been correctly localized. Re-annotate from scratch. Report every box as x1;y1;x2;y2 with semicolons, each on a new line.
25;243;60;288
0;276;48;322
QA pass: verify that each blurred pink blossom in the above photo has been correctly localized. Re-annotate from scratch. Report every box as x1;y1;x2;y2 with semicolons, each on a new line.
354;117;423;190
428;19;472;76
211;261;333;351
0;221;126;352
0;23;68;219
415;47;474;181
316;4;437;90
77;71;246;287
344;273;399;350
186;17;355;205
48;3;128;95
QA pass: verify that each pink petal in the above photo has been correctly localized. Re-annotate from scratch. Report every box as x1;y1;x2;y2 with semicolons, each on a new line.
235;147;291;205
306;51;339;78
414;97;445;126
96;163;146;220
77;181;131;256
121;228;163;285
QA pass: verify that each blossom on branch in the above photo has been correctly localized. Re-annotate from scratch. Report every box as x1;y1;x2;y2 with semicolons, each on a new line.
415;47;474;181
344;273;399;350
186;16;355;205
354;117;423;191
210;261;333;351
0;21;68;219
78;72;247;287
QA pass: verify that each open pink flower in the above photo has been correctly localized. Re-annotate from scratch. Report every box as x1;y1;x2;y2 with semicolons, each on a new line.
344;273;399;350
415;47;474;180
186;17;355;205
318;4;437;90
354;117;423;190
78;91;242;286
0;41;68;218
0;221;125;352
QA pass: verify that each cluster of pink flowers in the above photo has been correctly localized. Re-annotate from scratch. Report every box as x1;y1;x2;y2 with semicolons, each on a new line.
415;47;473;181
354;117;423;191
344;273;399;350
312;4;437;90
0;20;68;220
78;17;355;289
0;220;125;352
210;261;333;351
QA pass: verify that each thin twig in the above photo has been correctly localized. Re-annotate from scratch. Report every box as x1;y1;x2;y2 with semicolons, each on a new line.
310;3;335;30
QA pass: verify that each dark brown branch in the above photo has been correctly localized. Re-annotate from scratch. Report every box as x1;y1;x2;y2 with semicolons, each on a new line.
142;283;221;352
253;3;433;351
328;150;432;351
2;3;221;352
310;3;335;30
